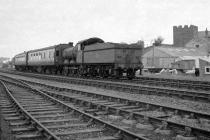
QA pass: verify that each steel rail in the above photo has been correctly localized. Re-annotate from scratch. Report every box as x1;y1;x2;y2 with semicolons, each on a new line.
7;76;209;139
41;89;210;139
0;80;61;140
1;77;149;140
23;79;210;119
1;71;210;138
1;68;210;91
21;79;210;139
1;70;209;102
1;74;210;121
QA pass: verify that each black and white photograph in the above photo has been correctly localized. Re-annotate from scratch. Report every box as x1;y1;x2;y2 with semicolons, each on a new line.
0;0;210;140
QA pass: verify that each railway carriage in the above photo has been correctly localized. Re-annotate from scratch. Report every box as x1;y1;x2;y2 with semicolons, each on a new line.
27;43;73;74
14;37;144;79
14;52;27;71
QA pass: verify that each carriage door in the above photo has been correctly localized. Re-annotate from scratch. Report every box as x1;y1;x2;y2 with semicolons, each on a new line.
55;47;62;66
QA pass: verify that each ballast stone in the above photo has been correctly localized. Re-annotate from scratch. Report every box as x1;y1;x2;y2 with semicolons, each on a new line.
175;135;197;140
121;119;136;125
136;123;154;130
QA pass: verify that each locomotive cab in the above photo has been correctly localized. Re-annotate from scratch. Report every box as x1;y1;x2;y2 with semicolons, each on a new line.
55;42;73;66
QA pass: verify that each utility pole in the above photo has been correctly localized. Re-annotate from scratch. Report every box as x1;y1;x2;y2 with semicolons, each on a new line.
152;43;155;68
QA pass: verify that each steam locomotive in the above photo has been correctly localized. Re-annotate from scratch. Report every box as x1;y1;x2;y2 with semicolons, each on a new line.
14;37;143;79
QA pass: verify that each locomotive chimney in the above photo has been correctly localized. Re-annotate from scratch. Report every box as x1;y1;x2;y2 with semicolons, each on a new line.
68;42;73;46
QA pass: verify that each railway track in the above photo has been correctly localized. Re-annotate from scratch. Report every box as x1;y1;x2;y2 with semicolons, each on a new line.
133;76;210;91
0;76;151;140
0;81;58;140
1;69;210;103
2;75;210;140
2;68;210;91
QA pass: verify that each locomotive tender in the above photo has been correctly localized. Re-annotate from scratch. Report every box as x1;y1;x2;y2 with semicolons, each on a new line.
14;37;143;79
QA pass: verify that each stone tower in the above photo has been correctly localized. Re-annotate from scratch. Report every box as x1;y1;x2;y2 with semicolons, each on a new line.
173;25;198;47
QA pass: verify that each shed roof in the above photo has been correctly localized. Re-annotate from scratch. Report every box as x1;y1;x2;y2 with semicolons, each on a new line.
199;57;210;63
175;56;210;68
143;44;172;54
157;46;206;57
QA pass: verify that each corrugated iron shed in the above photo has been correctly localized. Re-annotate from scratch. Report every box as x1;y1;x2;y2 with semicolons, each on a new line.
157;47;206;57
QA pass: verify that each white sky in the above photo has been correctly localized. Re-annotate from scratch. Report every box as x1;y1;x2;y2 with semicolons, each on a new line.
0;0;209;58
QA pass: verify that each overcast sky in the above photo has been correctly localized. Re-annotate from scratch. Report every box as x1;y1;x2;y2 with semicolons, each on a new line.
0;0;209;58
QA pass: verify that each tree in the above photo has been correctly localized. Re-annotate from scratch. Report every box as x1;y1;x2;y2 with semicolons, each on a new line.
137;40;144;45
136;40;144;48
153;36;164;46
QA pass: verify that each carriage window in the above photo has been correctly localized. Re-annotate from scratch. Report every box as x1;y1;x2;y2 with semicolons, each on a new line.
49;51;53;58
205;66;210;74
56;50;59;56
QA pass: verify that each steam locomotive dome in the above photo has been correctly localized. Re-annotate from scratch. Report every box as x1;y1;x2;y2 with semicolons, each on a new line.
62;45;75;58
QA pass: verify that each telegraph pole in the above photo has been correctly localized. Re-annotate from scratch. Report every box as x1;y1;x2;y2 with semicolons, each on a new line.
152;43;155;68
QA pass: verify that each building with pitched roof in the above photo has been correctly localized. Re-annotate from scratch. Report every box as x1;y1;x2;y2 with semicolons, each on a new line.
142;46;206;69
199;57;210;77
142;25;210;72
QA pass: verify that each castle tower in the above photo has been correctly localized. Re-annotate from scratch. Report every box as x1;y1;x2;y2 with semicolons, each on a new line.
173;25;198;47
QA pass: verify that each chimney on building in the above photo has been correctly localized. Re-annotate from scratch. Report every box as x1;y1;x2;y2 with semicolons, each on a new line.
205;28;208;37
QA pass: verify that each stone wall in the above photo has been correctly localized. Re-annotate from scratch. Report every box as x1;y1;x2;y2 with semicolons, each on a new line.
173;25;198;47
